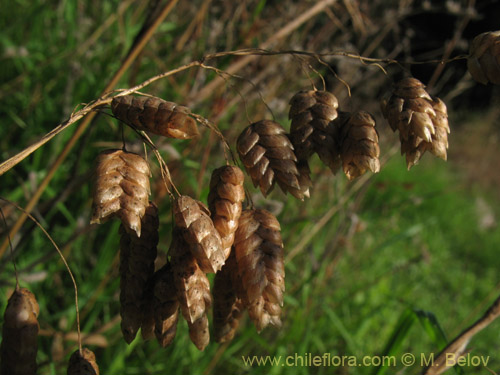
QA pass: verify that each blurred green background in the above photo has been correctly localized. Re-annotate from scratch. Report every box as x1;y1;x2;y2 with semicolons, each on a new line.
1;0;500;374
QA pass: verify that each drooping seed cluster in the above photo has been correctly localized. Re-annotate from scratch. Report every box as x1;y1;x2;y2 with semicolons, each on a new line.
0;288;39;375
381;78;450;169
467;31;500;85
111;95;199;139
67;348;100;375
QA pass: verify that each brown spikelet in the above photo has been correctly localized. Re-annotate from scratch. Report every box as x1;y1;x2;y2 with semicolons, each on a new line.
213;252;245;343
152;263;179;347
111;95;199;139
67;348;100;375
467;31;500;85
173;195;224;273
119;202;158;343
237;120;306;199
0;288;39;375
91;149;150;237
289;90;341;173
381;78;450;169
208;166;245;260
339;111;380;180
233;209;285;333
170;230;211;350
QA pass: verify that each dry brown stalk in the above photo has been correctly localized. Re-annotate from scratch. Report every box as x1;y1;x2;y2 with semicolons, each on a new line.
234;209;285;333
0;288;39;375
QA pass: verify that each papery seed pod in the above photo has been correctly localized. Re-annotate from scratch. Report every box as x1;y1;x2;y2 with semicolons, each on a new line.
152;263;179;347
173;195;224;273
467;31;500;85
213;252;245;343
169;230;212;325
340;111;380;180
381;78;450;169
289;90;341;173
237;120;306;199
234;209;285;333
91;149;151;237
208;166;245;260
0;288;39;375
111;95;199;139
67;348;100;375
188;314;210;351
119;202;158;343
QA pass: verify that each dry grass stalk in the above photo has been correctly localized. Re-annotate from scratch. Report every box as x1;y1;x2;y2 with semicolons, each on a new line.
237;120;306;199
213;252;245;343
381;78;450;169
119;202;158;343
289;90;341;174
151;263;179;348
173;195;224;273
111;95;199;139
91;149;151;237
0;288;39;375
208;166;245;260
170;230;211;350
234;209;285;333
67;348;100;375
339;111;380;180
467;31;500;85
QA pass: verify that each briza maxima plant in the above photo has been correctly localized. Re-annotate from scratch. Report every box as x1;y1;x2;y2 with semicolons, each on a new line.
67;348;100;375
111;95;199;139
0;288;39;375
467;30;500;85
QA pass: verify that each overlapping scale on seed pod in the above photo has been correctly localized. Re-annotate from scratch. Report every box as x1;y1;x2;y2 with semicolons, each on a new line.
119;202;158;343
90;149;151;237
467;31;500;85
0;288;39;375
213;252;245;343
289;90;341;173
381;78;450;169
67;348;100;375
173;195;225;274
339;111;380;180
111;95;199;139
170;230;211;350
151;263;179;348
208;166;245;260
233;209;285;333
237;120;308;200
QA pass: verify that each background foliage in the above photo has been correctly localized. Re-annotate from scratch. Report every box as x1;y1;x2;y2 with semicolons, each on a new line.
1;0;500;374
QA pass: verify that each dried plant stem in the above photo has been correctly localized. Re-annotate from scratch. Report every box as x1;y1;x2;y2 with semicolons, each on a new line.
0;0;179;258
0;197;82;353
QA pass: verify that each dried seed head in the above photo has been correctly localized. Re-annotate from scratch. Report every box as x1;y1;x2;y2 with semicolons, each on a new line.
234;209;285;333
340;111;380;180
169;230;212;325
67;348;100;375
91;149;151;237
111;95;199;139
382;78;450;169
237;120;307;199
173;195;225;273
188;314;210;351
289;90;341;173
119;202;158;343
152;263;179;347
1;288;39;375
208;166;245;260
213;252;245;343
467;31;500;85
